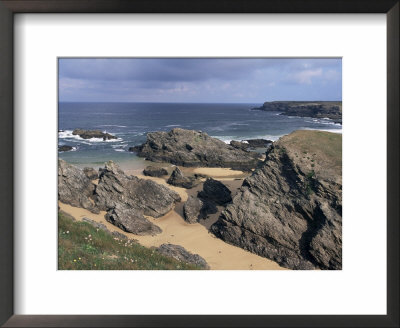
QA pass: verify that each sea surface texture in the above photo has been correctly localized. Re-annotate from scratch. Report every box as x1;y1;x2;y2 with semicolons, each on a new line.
58;102;341;169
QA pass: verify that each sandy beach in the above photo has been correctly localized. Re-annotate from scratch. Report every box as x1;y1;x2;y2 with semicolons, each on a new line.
59;166;285;270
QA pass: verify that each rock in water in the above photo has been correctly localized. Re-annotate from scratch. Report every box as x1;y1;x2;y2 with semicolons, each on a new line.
211;130;342;270
105;204;162;235
230;140;249;151
245;139;273;148
83;167;99;180
167;167;199;189
198;178;232;205
72;128;117;140
157;244;209;269
95;161;181;217
143;166;169;177
58;145;73;152
58;159;98;213
133;128;260;171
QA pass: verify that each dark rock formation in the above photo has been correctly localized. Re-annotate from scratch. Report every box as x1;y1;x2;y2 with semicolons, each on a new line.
167;167;200;189
95;161;181;218
157;244;209;269
105;204;162;235
72;128;117;140
143;166;168;177
198;178;232;205
183;196;217;224
211;130;342;270
246;139;273;148
252;101;342;124
230;140;249;151
83;167;98;180
58;145;74;152
133;128;261;171
58;159;98;213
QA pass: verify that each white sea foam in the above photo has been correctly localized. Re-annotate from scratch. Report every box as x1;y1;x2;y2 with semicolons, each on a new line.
165;124;182;127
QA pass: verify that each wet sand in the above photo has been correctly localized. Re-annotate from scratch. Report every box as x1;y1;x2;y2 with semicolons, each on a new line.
59;165;285;270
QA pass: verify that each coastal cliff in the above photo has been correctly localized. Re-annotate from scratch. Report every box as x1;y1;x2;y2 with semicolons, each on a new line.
252;101;342;124
211;130;342;270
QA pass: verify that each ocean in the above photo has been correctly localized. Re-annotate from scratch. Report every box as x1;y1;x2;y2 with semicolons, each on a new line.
58;102;342;170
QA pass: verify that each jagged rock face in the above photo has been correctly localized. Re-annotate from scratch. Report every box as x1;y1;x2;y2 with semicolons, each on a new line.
105;204;162;235
72;128;117;140
246;139;273;148
143;166;168;177
167;167;200;189
230;140;249;151
157;244;209;269
95;161;181;218
83;167;99;180
198;178;232;205
183;196;218;224
58;159;98;213
211;130;342;270
133;128;261;171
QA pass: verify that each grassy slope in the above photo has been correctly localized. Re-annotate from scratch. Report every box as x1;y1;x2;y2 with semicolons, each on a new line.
58;212;203;270
276;130;342;182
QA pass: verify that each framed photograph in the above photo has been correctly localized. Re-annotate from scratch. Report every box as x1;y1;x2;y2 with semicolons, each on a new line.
1;0;398;327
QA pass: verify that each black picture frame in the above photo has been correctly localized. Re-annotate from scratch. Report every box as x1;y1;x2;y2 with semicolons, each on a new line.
0;1;398;327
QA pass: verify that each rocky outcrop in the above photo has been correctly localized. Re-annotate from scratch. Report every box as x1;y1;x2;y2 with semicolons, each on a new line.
252;101;342;124
58;145;74;152
198;178;232;205
105;204;162;235
229;140;249;151
72;128;117;140
211;130;342;270
83;167;98;180
58;159;98;213
183;196;218;224
143;166;168;177
167;167;200;189
95;161;181;218
157;244;209;269
246;139;273;148
132;128;261;171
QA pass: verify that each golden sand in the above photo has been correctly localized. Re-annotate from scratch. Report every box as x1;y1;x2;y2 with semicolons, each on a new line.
59;165;284;270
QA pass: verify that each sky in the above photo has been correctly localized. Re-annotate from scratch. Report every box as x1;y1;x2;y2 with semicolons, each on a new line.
59;58;342;103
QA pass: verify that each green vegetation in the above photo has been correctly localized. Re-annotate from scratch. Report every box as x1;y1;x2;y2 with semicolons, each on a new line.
58;212;202;270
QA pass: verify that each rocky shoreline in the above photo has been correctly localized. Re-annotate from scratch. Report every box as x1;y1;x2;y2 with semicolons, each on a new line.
252;101;342;124
59;128;342;270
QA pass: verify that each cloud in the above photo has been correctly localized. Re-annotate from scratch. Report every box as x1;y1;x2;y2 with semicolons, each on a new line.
58;58;342;102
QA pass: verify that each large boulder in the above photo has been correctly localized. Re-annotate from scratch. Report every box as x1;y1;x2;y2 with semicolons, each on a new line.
58;159;98;213
143;166;168;177
132;128;261;171
211;130;342;270
183;196;218;224
95;161;181;218
72;128;117;140
167;167;199;189
198;178;232;205
58;145;74;152
105;204;162;235
157;244;209;269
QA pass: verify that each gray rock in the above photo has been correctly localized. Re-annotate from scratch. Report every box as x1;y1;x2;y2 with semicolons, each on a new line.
105;204;162;236
157;244;209;269
143;166;168;177
183;196;204;223
58;159;98;213
167;167;200;189
198;178;232;205
134;128;261;171
58;145;74;152
72;128;117;140
245;139;273;148
229;140;249;151
211;130;342;270
95;161;181;217
83;167;99;180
